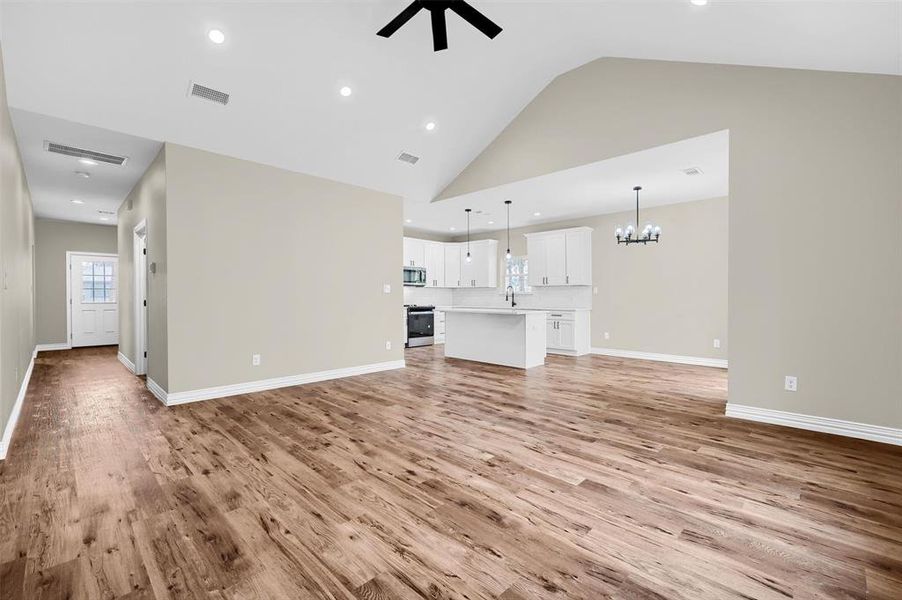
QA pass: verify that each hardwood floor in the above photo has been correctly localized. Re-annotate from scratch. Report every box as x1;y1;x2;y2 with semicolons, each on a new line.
1;346;900;599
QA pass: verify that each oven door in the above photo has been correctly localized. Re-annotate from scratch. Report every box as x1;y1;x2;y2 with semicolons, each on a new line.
403;267;426;287
407;310;434;347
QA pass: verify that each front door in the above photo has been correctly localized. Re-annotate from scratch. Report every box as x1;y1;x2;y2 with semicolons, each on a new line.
70;253;119;347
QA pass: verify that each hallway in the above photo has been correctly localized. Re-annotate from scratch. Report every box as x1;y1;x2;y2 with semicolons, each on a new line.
0;347;900;599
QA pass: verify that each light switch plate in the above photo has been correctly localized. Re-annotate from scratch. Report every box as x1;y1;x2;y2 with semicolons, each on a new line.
784;375;797;392
383;284;391;294
603;332;610;340
385;341;392;350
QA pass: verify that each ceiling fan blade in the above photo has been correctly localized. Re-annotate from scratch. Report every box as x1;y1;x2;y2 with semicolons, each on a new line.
448;0;502;39
377;0;424;38
430;8;449;51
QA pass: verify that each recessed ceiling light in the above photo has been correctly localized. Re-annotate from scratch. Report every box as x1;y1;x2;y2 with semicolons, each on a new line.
690;0;708;5
449;227;456;231
425;121;436;131
78;158;98;166
533;212;541;217
99;216;110;221
208;29;225;44
405;218;412;223
487;220;495;225
71;199;84;204
339;86;352;97
74;171;91;178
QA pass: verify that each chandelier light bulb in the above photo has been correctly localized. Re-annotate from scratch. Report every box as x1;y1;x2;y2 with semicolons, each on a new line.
466;252;472;263
505;249;512;260
615;227;623;237
654;225;662;235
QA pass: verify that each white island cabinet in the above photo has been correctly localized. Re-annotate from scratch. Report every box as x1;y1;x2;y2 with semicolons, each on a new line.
443;308;547;369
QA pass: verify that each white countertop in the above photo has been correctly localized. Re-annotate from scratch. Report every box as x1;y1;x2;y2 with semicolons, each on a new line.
436;306;589;312
442;307;543;316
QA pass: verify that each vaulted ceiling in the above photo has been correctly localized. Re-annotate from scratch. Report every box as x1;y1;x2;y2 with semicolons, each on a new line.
2;1;899;217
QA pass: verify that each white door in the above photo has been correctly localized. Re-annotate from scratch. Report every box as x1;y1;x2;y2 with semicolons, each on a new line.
565;229;592;285
528;237;547;286
444;244;461;288
545;233;567;285
547;319;560;349
70;253;119;347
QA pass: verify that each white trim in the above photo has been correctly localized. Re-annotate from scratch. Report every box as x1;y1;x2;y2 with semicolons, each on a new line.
146;377;167;405
35;342;71;352
66;250;119;349
0;349;36;460
150;360;406;407
133;220;148;376
118;351;136;374
591;347;728;369
726;403;902;446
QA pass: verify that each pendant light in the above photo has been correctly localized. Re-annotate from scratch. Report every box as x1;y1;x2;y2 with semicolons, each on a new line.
504;200;512;260
465;208;472;262
615;186;661;245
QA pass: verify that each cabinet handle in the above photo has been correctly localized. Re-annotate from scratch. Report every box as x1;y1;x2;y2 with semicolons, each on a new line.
566;275;569;284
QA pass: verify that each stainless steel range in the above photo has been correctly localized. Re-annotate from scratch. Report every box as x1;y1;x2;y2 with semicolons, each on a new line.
405;305;434;347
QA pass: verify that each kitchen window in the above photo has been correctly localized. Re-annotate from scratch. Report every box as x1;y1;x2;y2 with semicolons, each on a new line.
505;256;531;294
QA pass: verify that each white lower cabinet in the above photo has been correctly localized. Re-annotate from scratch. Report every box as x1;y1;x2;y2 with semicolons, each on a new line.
545;310;590;356
434;310;446;343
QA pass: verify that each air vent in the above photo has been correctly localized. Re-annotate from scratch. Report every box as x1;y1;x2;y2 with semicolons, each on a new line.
97;210;116;216
43;141;128;166
397;152;420;165
189;82;230;105
682;167;704;176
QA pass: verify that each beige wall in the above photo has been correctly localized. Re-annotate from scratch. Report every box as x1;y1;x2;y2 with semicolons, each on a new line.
34;219;117;345
403;228;456;243
441;58;902;429
462;197;728;360
0;42;35;445
117;147;167;388
164;143;403;393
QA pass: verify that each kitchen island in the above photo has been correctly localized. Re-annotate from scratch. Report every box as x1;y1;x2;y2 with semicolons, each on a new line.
443;308;547;369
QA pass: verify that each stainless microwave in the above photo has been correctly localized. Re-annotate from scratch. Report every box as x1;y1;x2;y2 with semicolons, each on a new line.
403;266;427;287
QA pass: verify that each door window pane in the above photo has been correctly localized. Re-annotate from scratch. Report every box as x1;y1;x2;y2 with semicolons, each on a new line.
80;260;116;303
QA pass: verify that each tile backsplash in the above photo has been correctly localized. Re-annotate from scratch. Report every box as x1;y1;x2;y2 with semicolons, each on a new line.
452;286;592;310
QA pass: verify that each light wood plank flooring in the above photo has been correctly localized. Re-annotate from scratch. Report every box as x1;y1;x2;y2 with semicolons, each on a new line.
1;345;900;599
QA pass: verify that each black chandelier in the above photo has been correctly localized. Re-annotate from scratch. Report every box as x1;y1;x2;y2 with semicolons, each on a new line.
615;186;661;245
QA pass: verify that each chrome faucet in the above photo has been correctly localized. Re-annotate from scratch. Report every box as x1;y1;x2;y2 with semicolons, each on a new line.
505;285;517;308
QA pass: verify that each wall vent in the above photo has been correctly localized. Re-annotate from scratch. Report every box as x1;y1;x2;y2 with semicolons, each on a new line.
43;141;128;166
397;152;420;165
682;166;704;176
189;82;230;105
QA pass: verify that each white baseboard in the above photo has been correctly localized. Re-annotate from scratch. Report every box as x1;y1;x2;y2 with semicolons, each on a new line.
35;342;70;352
148;359;406;407
726;403;901;446
591;347;727;369
146;377;167;405
118;352;136;374
0;349;37;460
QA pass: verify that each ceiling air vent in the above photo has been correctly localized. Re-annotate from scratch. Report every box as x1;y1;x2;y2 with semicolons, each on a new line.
682;166;704;176
43;141;128;166
189;81;230;105
97;210;116;216
397;152;420;165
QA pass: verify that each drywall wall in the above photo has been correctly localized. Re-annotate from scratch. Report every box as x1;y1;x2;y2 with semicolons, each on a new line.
459;197;728;360
164;143;403;394
0;41;35;453
34;219;117;345
440;57;902;429
117;147;167;387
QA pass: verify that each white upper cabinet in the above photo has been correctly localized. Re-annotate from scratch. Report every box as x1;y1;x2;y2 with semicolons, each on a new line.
460;240;498;288
525;227;592;286
403;237;426;268
444;244;461;288
564;228;592;285
424;241;445;287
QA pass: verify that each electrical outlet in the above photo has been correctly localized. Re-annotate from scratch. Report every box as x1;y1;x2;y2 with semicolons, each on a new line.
252;354;261;367
603;331;610;340
385;341;392;350
713;338;721;349
383;284;391;294
784;375;797;392
593;286;599;295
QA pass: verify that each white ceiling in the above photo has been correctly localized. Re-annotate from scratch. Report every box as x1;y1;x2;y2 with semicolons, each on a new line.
10;109;162;225
406;129;729;234
1;1;898;224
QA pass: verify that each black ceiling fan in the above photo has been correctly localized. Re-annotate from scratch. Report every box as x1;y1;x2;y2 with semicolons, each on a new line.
377;0;503;52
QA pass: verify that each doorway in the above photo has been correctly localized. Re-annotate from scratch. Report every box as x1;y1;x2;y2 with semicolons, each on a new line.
67;252;119;347
133;221;148;375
